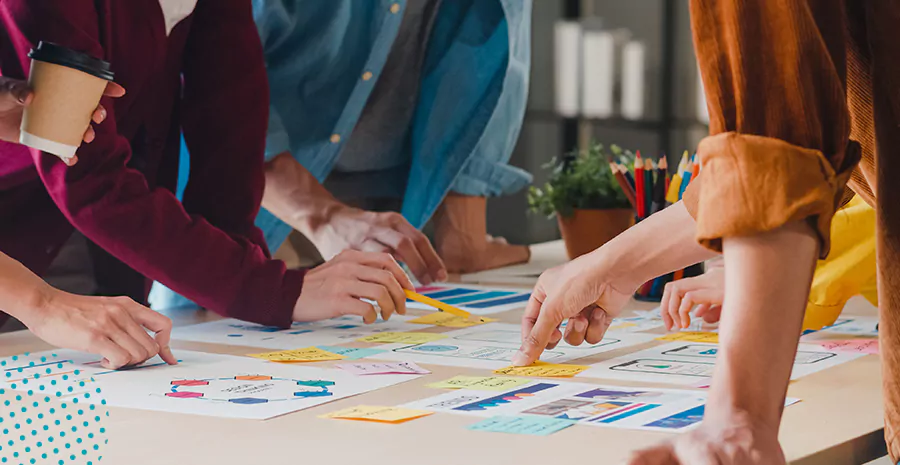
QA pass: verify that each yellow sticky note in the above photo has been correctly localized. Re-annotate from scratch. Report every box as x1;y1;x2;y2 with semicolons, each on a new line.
356;332;447;344
493;361;589;378
608;322;637;331
408;313;498;328
248;347;345;363
321;405;433;424
427;375;532;391
655;332;719;344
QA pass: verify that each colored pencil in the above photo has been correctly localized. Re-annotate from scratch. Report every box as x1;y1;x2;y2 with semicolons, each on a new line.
620;163;636;191
666;151;688;203
610;162;637;210
404;290;482;322
659;156;669;194
677;156;693;200
690;157;700;182
643;157;653;217
634;152;644;218
650;157;667;214
673;269;685;281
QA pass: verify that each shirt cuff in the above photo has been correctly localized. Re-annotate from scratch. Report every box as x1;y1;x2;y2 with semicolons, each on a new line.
682;132;859;258
450;157;533;197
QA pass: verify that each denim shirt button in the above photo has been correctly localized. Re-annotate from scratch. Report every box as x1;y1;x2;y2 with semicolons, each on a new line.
390;3;400;14
362;71;373;81
330;134;342;144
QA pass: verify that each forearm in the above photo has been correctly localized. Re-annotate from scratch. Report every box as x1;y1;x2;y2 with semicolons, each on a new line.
0;253;51;322
591;201;717;291
262;152;344;238
708;221;818;429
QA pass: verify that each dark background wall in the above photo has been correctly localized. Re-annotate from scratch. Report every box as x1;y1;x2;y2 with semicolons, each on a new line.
487;0;707;245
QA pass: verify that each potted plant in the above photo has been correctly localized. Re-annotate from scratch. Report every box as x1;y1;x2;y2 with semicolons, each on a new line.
528;143;635;259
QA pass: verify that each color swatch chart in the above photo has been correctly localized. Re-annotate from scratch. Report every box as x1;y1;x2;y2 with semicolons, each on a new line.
408;284;532;315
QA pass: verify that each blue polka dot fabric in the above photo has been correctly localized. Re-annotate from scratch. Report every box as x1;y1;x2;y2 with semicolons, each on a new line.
0;353;108;464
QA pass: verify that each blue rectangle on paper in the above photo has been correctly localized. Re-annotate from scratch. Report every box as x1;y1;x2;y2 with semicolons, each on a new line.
467;293;531;309
596;404;659;423
442;291;517;305
642;405;705;429
467;416;576;436
421;288;481;299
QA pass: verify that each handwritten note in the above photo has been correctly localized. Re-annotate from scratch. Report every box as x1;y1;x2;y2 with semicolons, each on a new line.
356;332;447;345
467;416;576;436
336;362;431;376
408;313;497;328
493;361;589;378
321;406;433;424
315;346;386;360
426;376;531;392
656;331;720;344
817;339;879;355
247;347;344;363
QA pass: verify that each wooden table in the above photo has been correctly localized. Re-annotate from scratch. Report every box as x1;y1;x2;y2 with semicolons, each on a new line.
0;242;886;465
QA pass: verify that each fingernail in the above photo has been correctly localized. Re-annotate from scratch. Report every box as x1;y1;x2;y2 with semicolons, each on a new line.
575;319;588;332
511;350;529;366
437;270;448;282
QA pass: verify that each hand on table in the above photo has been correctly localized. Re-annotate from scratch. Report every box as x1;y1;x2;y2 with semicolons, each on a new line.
512;251;635;366
661;263;724;330
293;250;415;323
625;411;785;465
312;206;447;285
0;77;126;165
20;290;177;370
439;233;532;274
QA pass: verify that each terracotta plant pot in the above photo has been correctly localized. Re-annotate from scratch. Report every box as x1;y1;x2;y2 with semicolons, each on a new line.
557;208;635;260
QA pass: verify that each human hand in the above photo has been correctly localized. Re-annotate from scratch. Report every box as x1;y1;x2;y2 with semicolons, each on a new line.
293;250;415;323
312;206;447;285
21;290;176;370
0;77;125;164
661;264;724;330
512;251;636;366
624;411;785;465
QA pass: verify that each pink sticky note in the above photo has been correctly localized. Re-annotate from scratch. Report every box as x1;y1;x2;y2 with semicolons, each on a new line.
818;339;879;355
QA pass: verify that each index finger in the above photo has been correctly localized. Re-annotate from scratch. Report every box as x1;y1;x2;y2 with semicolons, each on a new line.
355;251;415;291
127;303;177;365
396;222;447;282
103;82;126;98
514;296;563;366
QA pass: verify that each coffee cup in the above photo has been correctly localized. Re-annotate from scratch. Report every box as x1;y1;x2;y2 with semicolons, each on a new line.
19;41;114;160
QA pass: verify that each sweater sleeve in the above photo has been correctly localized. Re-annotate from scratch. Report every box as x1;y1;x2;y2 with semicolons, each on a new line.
685;0;861;258
0;0;302;327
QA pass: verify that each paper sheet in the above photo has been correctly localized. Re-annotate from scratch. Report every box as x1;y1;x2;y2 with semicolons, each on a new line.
816;339;878;355
427;376;532;391
407;313;498;327
248;347;345;363
3;350;417;420
336;362;430;375
371;323;656;370
802;316;879;340
321;405;433;423
584;341;865;385
173;315;423;350
494;361;589;378
467;416;576;435
403;380;716;433
407;284;532;315
356;332;447;344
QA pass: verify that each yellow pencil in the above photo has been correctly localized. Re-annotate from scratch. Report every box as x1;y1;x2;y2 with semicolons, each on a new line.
404;290;483;322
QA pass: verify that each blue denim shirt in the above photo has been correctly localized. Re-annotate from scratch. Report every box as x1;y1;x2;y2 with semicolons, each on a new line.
149;0;532;311
254;0;533;250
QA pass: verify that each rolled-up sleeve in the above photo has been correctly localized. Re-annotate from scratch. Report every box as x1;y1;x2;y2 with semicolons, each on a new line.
685;0;861;257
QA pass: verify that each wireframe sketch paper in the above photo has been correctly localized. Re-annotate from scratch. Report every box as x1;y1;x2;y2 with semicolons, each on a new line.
172;315;421;350
3;350;417;420
373;323;656;370
802;315;879;340
583;341;865;385
403;379;713;433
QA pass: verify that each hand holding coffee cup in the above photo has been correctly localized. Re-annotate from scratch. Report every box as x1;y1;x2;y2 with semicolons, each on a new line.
13;42;125;165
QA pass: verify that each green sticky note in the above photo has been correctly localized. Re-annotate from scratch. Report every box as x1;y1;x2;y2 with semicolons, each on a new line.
316;346;386;360
467;416;576;436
